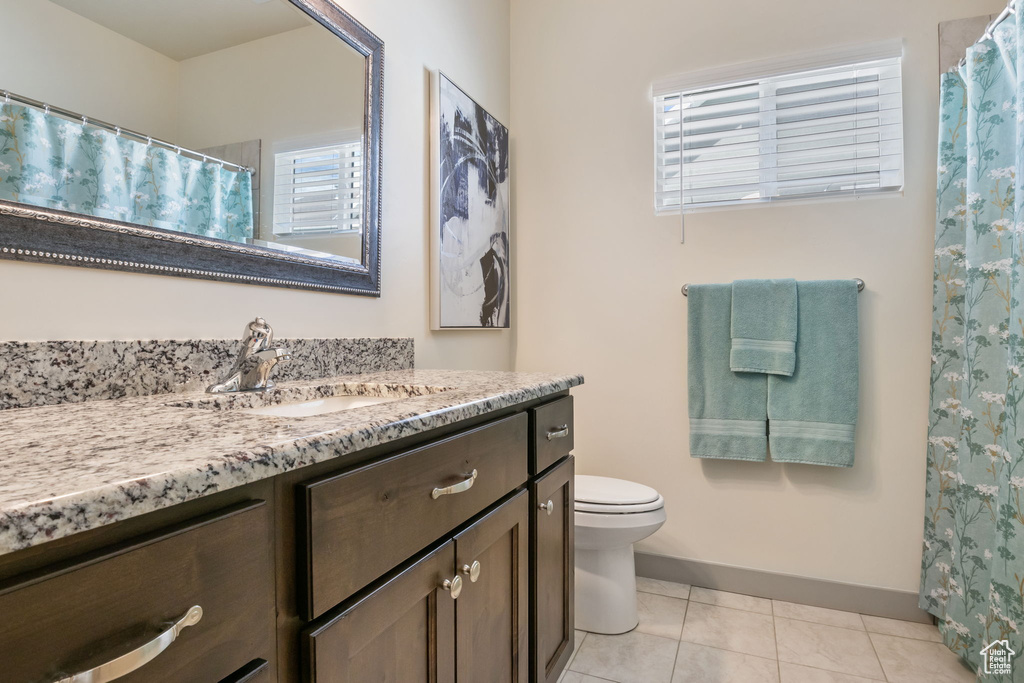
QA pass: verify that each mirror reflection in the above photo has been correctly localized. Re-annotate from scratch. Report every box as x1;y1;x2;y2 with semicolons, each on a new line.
0;0;367;264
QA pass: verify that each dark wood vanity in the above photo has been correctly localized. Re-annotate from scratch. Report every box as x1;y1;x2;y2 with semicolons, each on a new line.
0;392;575;683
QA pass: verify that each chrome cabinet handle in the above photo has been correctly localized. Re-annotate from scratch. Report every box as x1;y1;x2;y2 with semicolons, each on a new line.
442;575;463;599
54;606;203;683
432;469;478;499
546;425;569;441
461;560;482;583
539;500;555;516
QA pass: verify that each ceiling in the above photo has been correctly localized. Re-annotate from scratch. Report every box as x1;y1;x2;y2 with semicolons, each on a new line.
50;0;312;61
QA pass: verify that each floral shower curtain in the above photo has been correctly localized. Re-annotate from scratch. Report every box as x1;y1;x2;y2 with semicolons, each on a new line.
921;12;1024;679
0;101;253;243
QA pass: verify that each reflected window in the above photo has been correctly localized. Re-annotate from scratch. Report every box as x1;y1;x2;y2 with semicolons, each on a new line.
272;138;362;235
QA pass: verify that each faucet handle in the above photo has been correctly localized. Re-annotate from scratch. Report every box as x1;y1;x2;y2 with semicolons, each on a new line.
243;317;274;352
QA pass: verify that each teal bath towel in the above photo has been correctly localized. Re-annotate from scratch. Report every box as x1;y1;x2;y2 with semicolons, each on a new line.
768;280;859;467
688;284;768;461
730;279;797;376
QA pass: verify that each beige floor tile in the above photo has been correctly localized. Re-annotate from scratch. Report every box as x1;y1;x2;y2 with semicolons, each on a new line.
690;587;773;615
673;641;779;683
869;633;975;683
570;630;679;683
636;593;688;640
779;662;882;682
859;614;942;643
560;671;617;683
772;601;864;630
680;602;777;659
637;577;692;600
775;617;884;680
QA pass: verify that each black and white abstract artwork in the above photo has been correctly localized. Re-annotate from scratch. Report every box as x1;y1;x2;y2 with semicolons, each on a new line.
431;72;510;329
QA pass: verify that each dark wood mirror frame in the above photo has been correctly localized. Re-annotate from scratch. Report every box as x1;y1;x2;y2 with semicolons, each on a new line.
0;0;383;296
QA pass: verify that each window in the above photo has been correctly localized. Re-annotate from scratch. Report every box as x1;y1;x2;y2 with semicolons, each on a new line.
653;42;904;213
273;139;363;235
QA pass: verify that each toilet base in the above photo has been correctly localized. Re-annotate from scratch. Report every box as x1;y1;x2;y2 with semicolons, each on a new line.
575;544;639;635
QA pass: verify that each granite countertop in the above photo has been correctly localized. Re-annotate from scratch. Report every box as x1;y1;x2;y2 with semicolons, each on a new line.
0;369;583;557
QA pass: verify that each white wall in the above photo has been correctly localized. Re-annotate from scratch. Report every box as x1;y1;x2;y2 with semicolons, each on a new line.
0;0;179;140
178;24;366;258
510;0;1006;592
0;0;512;371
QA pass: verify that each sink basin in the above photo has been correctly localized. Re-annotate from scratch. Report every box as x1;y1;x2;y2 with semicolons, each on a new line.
167;381;453;417
240;394;402;417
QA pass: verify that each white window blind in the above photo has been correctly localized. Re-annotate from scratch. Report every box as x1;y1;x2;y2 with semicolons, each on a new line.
654;48;903;213
273;140;362;235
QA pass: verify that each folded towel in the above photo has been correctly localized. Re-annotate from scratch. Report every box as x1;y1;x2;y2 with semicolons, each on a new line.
730;279;798;376
688;284;768;461
767;280;859;467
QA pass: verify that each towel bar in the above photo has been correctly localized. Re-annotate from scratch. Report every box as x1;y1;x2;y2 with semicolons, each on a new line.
681;278;865;296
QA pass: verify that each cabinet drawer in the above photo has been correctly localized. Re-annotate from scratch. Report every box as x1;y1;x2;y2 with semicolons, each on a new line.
299;412;529;619
0;501;275;683
530;395;574;474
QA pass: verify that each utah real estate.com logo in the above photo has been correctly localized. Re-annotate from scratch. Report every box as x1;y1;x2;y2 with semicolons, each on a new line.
981;639;1015;677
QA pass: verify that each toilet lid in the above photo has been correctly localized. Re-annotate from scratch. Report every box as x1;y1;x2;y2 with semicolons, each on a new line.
575;475;661;506
575;494;665;514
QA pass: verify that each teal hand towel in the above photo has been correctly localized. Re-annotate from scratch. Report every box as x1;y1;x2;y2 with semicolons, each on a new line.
730;279;797;376
768;280;859;467
688;284;768;461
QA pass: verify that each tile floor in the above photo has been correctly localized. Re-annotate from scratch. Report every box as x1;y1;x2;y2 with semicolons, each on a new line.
558;578;975;683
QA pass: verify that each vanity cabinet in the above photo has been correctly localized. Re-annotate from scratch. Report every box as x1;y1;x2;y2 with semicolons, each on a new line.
0;500;275;683
0;390;575;683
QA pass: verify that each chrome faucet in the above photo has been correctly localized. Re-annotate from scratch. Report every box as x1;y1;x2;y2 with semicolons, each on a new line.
207;317;292;393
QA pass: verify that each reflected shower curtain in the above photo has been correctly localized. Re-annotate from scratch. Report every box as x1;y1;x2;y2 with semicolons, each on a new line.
921;13;1024;678
0;101;253;243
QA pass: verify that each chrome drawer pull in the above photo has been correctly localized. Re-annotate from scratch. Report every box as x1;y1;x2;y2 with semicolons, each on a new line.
546;425;569;441
54;605;203;683
442;575;463;599
539;500;554;515
431;469;478;499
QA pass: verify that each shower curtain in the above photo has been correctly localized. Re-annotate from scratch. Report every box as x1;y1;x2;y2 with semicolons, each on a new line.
0;101;253;243
921;12;1024;678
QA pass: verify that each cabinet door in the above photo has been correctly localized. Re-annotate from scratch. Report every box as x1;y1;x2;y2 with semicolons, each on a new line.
530;456;575;683
304;542;457;683
454;490;530;683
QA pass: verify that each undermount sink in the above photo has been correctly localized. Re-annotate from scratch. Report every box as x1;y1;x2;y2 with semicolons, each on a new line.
168;381;452;417
240;394;403;417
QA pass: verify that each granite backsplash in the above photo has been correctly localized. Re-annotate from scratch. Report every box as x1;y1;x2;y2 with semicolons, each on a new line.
0;337;414;409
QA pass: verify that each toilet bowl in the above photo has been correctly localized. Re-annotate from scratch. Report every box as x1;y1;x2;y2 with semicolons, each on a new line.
574;475;666;635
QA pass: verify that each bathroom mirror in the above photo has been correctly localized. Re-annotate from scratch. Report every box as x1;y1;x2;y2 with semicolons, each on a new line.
0;0;382;295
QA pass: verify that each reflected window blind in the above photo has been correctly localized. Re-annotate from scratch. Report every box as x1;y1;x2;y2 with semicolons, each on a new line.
273;140;362;235
654;53;903;213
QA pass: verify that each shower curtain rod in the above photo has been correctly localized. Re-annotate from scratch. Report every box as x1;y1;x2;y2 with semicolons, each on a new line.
680;278;865;296
0;88;255;175
958;0;1018;69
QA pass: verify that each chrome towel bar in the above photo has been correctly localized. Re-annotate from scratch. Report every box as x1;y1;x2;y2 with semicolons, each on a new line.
681;278;865;296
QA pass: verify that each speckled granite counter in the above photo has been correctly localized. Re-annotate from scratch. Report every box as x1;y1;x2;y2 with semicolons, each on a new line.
0;369;583;556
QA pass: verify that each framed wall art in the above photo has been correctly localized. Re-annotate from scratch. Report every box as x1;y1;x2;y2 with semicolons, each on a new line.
430;71;510;329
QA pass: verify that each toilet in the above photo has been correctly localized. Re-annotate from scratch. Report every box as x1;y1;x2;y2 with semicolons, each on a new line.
574;475;666;634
